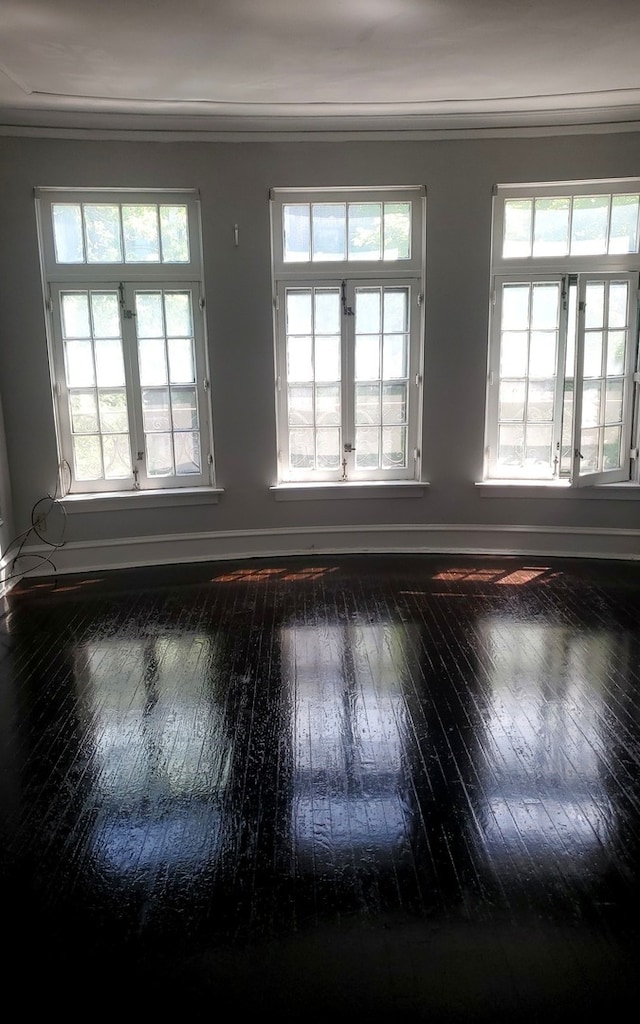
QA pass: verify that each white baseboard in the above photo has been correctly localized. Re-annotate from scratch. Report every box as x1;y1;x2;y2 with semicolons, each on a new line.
5;523;640;584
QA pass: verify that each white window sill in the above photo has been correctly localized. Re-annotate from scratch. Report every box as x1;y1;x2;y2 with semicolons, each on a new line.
270;481;428;501
476;480;640;499
61;487;224;513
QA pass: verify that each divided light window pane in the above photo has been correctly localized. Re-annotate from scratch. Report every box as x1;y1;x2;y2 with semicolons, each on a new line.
51;203;190;264
503;193;640;258
283;201;412;263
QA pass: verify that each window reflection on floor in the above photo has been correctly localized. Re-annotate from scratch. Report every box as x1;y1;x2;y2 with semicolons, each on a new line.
282;622;411;872
476;618;617;873
72;632;230;876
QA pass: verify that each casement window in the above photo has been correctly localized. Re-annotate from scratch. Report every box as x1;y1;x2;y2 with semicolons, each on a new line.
35;188;214;494
485;179;640;485
270;187;426;483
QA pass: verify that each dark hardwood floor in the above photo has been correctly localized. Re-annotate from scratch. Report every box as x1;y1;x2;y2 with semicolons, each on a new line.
1;553;639;1018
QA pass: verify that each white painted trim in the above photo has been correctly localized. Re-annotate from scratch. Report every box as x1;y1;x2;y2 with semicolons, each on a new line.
476;481;640;499
61;487;224;513
270;482;428;501
8;522;640;582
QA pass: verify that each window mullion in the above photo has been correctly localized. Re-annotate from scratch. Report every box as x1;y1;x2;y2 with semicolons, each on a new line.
571;276;587;485
121;283;145;488
485;279;502;478
343;281;356;476
552;274;570;477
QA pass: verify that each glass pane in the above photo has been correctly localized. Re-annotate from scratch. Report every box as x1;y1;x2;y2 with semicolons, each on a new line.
383;334;407;379
533;198;570;256
288;385;314;425
382;383;406;424
499;380;525;421
585;283;605;329
503;199;532;258
583;332;603;378
579;427;599;473
609;195;639;254
384;203;411;260
570;195;609;254
283;205;310;262
315;336;341;382
606;331;626;375
315;290;340;334
529;332;556;376
175;432;201;475
531;283;559;329
566;280;578;374
605;379;624;423
316;428;340;469
498;424;524;467
52;205;83;263
356;290;381;333
147;433;174;476
70;391;99;433
355;336;380;381
608;282;629;328
98;390;129;433
290;428;315;470
103;434;132;479
95;338;125;387
62;293;91;338
603;425;622;470
560;381;574;475
287;291;312;334
171;386;198;430
122;205;160;262
160;205;190;263
582;381;602;428
165;292;192;336
382;425;406;468
136;292;164;337
355;427;380;469
84;205;122;263
90;292;120;338
287;336;313;382
528;379;554;421
500;332;528;377
525;423;553;467
139;337;168;386
142;387;171;431
74;434;102;480
356;384;380;425
312;204;346;261
65;340;95;387
384;289;408;332
502;285;530;330
316;384;340;425
168;337;195;384
348;203;381;260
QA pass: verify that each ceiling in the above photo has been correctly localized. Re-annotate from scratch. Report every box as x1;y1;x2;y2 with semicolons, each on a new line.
1;0;640;137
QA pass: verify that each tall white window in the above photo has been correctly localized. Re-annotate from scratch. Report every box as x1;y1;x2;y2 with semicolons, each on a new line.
35;188;214;494
270;187;426;483
485;179;640;485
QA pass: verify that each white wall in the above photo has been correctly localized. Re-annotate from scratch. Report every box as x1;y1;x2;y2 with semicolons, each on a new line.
1;130;640;576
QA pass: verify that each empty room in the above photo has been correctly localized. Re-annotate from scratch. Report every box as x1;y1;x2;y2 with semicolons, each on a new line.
1;1;639;1018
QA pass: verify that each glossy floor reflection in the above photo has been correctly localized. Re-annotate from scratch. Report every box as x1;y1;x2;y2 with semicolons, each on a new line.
1;554;639;1018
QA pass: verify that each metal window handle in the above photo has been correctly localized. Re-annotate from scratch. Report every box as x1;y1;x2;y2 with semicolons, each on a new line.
343;442;356;453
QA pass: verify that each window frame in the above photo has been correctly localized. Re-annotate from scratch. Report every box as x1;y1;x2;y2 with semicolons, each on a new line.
485;179;640;487
35;187;215;496
270;186;426;485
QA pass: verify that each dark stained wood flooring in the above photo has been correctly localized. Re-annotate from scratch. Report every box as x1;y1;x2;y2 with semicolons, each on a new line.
1;553;640;1018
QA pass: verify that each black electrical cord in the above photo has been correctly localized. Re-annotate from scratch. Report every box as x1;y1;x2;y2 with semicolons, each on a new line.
1;476;68;586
